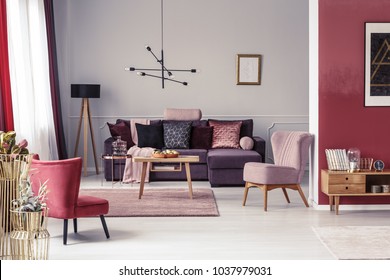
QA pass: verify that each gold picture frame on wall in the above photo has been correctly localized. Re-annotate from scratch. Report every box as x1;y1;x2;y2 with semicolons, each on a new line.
236;54;261;85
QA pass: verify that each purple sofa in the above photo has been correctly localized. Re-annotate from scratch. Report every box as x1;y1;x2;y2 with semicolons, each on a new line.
104;118;265;186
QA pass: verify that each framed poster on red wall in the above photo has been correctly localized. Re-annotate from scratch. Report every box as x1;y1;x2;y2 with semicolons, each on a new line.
365;22;390;106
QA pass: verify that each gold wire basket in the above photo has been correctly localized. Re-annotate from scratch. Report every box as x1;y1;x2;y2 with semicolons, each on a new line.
9;208;50;260
0;154;33;259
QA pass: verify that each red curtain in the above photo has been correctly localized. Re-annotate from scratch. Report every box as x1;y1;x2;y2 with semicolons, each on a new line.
44;0;68;159
0;0;14;131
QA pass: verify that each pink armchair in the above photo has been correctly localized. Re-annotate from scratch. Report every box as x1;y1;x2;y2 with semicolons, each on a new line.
242;131;313;211
30;157;110;245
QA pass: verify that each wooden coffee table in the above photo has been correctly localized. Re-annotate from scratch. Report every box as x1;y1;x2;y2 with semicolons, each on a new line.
132;155;199;199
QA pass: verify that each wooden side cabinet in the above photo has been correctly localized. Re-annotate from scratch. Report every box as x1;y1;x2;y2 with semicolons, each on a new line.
321;169;390;214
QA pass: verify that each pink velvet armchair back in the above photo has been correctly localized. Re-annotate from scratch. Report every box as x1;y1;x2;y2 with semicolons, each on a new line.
30;157;82;219
271;131;313;183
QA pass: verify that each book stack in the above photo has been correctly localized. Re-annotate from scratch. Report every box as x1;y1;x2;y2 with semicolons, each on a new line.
325;149;349;171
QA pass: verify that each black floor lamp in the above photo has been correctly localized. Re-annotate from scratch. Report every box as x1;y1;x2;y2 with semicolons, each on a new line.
71;84;100;176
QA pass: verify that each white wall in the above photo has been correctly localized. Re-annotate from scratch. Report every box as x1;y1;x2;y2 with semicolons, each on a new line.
54;0;309;169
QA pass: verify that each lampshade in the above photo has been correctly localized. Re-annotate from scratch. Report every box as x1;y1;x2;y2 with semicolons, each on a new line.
71;84;100;98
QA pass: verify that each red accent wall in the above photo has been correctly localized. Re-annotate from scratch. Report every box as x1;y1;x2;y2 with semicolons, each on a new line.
319;0;390;205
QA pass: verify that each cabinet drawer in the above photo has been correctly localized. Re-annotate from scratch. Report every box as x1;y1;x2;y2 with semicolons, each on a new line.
328;174;365;184
328;184;365;194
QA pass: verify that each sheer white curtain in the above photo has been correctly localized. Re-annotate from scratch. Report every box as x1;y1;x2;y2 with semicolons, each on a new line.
6;0;58;160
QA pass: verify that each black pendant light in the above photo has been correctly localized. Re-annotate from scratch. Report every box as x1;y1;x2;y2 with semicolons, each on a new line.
125;0;197;88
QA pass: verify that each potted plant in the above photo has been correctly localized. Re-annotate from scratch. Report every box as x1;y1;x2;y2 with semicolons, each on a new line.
11;177;49;230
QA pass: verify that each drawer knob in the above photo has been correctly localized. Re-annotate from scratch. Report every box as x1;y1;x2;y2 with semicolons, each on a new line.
345;177;349;180
345;186;349;190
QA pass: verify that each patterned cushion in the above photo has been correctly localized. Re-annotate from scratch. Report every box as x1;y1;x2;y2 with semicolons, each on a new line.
208;119;253;138
163;121;192;149
136;123;164;149
209;120;242;149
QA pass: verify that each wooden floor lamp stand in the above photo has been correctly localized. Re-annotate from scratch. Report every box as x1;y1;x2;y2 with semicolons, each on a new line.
74;98;99;176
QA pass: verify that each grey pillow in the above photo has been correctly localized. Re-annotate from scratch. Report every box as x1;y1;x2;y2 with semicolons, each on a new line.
163;121;192;149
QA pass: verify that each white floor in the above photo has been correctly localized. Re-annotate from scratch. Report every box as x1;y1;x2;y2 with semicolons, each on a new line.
39;172;390;260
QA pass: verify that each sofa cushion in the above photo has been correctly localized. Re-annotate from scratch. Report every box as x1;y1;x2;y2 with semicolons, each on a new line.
208;119;253;138
191;120;208;127
163;108;202;121
207;149;262;169
191;126;213;149
107;121;134;149
163;121;192;149
116;119;161;127
175;148;208;163
243;162;299;184
136;123;164;149
209;120;242;149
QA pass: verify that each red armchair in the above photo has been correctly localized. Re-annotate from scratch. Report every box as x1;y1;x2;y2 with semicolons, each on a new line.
30;157;110;245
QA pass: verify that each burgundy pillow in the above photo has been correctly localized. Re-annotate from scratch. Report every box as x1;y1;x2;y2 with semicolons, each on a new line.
190;126;213;149
107;121;134;149
209;120;242;149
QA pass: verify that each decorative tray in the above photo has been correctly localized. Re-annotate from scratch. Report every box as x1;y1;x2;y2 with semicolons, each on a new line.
152;153;179;158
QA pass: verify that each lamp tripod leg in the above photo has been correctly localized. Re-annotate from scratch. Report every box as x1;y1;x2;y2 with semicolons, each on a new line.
83;99;89;176
74;100;84;157
87;100;99;174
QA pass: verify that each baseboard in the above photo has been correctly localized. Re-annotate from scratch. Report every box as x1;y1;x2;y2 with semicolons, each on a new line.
311;201;390;211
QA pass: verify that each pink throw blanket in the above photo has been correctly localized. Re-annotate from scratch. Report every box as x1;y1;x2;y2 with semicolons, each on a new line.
122;146;154;183
122;119;153;183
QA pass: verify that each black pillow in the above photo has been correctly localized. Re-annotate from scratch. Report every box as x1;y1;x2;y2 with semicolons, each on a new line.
135;123;164;149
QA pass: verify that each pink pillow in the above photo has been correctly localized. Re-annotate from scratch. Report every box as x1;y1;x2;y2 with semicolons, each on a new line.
240;136;254;150
209;120;242;149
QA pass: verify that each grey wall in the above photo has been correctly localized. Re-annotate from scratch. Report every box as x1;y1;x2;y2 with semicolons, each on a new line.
54;0;309;169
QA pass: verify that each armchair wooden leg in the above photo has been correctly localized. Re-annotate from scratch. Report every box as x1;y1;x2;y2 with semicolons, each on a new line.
63;219;68;245
282;188;290;203
73;218;78;233
263;185;268;211
242;182;250;206
100;215;110;239
296;184;309;207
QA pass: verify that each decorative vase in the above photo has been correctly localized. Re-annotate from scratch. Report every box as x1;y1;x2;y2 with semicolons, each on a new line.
9;208;50;260
0;154;32;259
347;148;361;172
112;136;127;155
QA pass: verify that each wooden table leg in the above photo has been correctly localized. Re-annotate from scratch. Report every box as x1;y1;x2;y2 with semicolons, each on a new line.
138;162;148;199
329;196;334;211
184;162;193;199
335;196;340;215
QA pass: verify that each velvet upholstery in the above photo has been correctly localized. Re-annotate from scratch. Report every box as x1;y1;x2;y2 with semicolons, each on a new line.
208;149;262;169
163;108;202;120
30;157;110;244
243;131;313;211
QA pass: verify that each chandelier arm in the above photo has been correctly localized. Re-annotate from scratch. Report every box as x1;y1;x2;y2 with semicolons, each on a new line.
140;73;187;86
127;68;162;71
